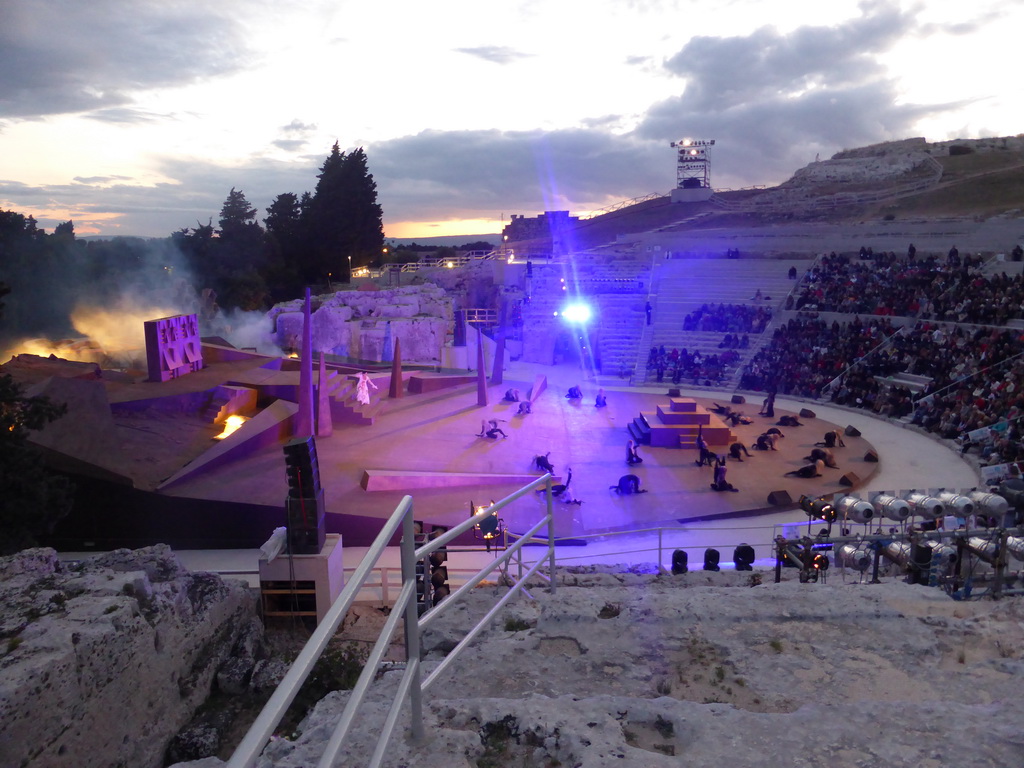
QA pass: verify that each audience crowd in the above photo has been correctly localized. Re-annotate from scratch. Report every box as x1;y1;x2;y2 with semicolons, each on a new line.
789;249;1024;325
739;244;1024;467
647;344;738;386
683;303;772;333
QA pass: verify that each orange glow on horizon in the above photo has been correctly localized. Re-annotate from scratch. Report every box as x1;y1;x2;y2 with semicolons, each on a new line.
384;218;503;240
0;200;122;234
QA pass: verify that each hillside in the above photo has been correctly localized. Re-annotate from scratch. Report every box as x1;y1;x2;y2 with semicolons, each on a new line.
547;136;1024;252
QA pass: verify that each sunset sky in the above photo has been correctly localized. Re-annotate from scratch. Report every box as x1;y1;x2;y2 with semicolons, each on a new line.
1;0;1021;240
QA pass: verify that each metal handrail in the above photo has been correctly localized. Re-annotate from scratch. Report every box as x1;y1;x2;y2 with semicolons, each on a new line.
228;474;556;768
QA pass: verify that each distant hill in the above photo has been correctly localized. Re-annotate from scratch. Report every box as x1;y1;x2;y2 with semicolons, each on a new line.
385;233;501;248
510;135;1024;254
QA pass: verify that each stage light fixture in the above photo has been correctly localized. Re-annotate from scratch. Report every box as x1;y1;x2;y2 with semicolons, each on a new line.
872;494;910;522
799;495;836;523
470;501;501;545
835;495;874;524
431;583;451;606
671;549;688;574
561;303;592;324
430;566;448;588
968;490;1009;517
733;544;755;571
904;492;945;520
936;491;974;517
921;540;958;567
703;548;721;572
1004;536;1024;562
967;536;998;562
837;543;872;572
428;525;450;605
882;541;913;568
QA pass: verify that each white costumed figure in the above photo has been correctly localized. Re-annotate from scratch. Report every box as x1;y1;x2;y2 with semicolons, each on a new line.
356;372;377;405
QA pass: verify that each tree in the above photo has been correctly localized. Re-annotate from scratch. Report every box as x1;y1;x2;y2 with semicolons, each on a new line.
214;188;268;309
263;193;306;300
0;283;74;554
305;143;384;283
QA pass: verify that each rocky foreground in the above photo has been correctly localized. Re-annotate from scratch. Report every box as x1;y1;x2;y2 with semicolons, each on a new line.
222;570;1024;768
0;546;257;768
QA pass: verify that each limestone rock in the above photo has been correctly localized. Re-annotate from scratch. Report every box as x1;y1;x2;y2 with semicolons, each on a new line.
0;545;257;768
268;285;453;363
172;575;1024;768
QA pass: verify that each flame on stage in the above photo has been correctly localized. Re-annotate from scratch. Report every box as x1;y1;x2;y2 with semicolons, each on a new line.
214;415;247;440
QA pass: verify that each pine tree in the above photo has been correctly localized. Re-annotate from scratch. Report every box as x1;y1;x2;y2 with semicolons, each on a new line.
305;143;384;284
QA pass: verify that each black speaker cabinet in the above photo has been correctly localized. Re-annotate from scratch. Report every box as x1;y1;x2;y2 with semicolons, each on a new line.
845;425;862;437
840;472;861;487
864;449;879;462
284;436;321;499
286;490;326;555
731;395;746;404
799;408;816;419
767;490;793;506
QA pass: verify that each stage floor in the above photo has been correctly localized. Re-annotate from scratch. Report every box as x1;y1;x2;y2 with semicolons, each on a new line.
160;359;895;539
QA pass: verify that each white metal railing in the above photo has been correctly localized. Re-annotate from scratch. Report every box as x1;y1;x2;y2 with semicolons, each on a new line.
227;474;556;768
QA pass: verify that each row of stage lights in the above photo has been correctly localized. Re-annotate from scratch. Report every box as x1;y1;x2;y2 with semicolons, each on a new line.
787;486;1024;589
798;483;1024;526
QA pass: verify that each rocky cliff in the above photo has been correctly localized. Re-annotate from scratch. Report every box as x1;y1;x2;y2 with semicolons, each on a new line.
179;571;1024;768
0;545;257;768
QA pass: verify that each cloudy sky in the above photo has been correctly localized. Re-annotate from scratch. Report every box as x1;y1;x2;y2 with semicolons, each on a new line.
1;0;1020;240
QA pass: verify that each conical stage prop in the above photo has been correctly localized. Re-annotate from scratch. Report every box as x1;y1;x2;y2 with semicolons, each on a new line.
476;329;488;407
389;337;404;398
296;288;314;436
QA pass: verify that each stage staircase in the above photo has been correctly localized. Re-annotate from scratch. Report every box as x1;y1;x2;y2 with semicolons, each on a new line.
322;370;386;425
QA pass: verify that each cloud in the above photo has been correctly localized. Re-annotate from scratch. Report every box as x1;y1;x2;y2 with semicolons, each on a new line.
84;107;175;125
370;128;667;221
637;1;964;186
662;2;912;112
0;0;255;118
72;175;133;185
454;46;532;65
270;119;318;153
282;120;317;133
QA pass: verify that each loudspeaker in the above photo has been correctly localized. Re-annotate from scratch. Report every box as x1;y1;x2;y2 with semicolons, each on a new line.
667;388;681;397
286;491;326;555
767;490;793;506
845;425;861;437
864;450;879;462
799;408;816;419
840;472;860;486
731;395;746;404
284;436;321;499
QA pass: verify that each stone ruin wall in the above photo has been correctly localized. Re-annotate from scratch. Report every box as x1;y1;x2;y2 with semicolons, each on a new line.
0;546;257;768
268;284;455;364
